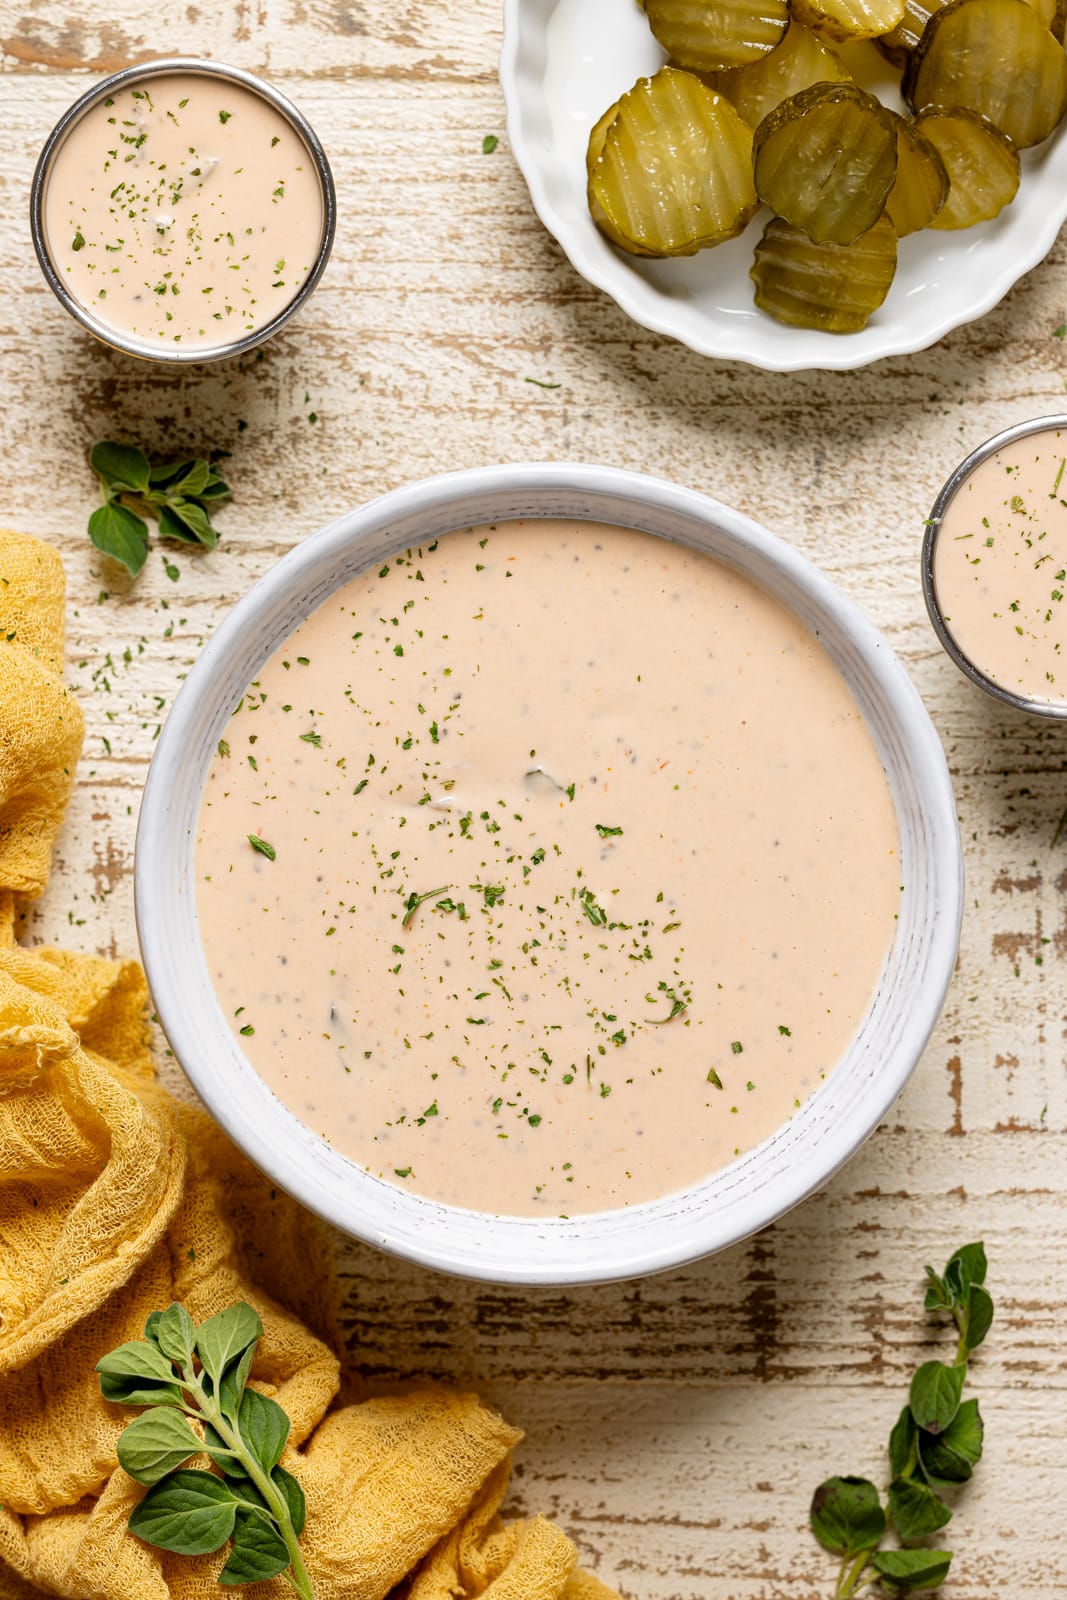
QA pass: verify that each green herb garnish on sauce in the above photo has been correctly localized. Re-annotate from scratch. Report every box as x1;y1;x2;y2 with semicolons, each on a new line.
402;885;450;928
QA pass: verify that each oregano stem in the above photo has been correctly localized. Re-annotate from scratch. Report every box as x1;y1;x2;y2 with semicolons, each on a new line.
190;1377;316;1600
837;1550;871;1600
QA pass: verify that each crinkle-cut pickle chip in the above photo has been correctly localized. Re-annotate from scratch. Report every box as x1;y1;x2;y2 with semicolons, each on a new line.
588;101;660;254
1033;0;1067;43
886;116;949;234
588;68;758;257
709;21;851;127
881;0;1064;63
587;103;618;175
914;108;1020;228
750;213;898;331
877;0;946;64
753;83;898;246
792;0;905;42
644;0;789;70
908;0;1067;148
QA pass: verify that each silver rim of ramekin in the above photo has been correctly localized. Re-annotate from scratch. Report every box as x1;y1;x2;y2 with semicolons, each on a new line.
922;413;1067;720
30;56;336;364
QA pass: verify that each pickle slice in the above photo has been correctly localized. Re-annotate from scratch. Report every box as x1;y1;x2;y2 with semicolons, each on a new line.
907;0;1067;148
1032;0;1067;41
750;213;898;331
753;83;897;246
710;22;851;127
644;0;790;70
881;0;1064;63
587;100;659;254
914;108;1020;228
588;67;758;256
792;0;905;42
587;102;620;175
885;116;949;233
877;0;944;63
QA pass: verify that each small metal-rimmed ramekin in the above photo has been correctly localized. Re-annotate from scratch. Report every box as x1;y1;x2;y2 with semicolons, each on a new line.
30;57;336;364
922;413;1067;720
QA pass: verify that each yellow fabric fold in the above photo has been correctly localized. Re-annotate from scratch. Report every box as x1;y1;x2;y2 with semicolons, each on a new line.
0;530;619;1600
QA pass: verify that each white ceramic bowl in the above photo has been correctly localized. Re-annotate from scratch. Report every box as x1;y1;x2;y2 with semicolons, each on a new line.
500;0;1067;371
136;464;963;1284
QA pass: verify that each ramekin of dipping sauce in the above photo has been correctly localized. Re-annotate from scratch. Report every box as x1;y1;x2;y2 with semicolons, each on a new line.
924;415;1067;718
31;58;335;362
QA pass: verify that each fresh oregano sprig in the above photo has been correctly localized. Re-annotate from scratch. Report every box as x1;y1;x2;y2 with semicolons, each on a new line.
97;1301;316;1597
810;1242;993;1598
88;440;231;576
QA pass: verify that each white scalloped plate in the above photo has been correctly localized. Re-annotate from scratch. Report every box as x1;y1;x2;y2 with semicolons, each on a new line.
500;0;1067;371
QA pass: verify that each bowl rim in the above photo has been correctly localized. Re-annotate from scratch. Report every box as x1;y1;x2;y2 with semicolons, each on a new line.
136;462;963;1284
922;413;1067;719
30;56;336;365
498;0;1067;373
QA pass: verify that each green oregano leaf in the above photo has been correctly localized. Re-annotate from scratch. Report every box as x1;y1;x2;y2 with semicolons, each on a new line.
918;1431;973;1489
128;1469;238;1555
99;1371;185;1408
156;502;206;546
198;476;231;501
870;1548;952;1590
962;1285;994;1353
163;459;212;498
888;1406;917;1478
195;1302;263;1386
218;1508;291;1586
159;499;217;549
922;1267;949;1313
218;1341;256;1423
810;1476;886;1555
153;1302;198;1366
947;1243;987;1294
97;1339;179;1387
909;1362;965;1436
887;1477;952;1541
148;457;197;487
90;441;151;495
272;1465;306;1538
116;1408;200;1486
238;1386;290;1474
88;502;150;576
939;1398;983;1466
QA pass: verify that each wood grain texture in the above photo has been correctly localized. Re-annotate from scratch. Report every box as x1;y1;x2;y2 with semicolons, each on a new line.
3;4;1067;1595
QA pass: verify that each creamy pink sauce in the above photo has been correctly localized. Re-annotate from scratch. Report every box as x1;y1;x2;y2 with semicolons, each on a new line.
933;428;1067;705
43;73;322;350
195;520;900;1216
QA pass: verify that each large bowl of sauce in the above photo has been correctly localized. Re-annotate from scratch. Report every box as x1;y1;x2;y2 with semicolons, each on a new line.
136;464;963;1283
31;58;335;362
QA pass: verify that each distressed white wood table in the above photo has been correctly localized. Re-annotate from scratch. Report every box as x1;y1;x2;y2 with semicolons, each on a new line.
2;4;1066;1595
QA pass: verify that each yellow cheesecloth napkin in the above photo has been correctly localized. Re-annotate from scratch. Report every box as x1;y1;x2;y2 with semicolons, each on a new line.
0;530;620;1600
